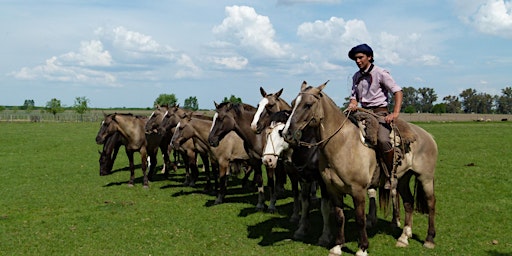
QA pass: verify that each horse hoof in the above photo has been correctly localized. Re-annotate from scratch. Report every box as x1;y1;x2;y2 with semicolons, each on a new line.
355;249;368;256
143;185;149;189
396;239;409;248
328;245;342;256
423;241;435;249
127;183;134;188
255;204;266;211
289;214;300;223
293;230;306;241
267;207;277;214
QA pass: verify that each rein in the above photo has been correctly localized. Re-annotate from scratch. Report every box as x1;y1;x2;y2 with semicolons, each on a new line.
298;95;351;148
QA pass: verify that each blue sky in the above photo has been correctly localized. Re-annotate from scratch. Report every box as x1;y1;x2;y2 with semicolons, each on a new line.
1;0;511;109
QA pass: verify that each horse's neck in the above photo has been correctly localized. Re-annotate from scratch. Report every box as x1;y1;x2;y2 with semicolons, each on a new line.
278;99;291;111
319;97;358;142
192;118;213;146
236;109;264;156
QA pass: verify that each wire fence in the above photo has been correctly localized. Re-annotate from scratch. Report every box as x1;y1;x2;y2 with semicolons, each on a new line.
0;110;154;123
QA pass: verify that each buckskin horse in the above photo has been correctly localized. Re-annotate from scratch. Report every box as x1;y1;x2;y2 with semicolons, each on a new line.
171;112;250;198
96;113;150;188
282;81;437;256
161;105;211;187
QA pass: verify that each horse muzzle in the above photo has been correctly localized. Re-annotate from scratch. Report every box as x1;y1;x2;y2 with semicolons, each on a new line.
283;129;302;145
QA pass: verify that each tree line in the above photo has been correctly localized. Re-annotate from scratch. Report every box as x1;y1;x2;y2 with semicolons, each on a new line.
3;86;512;119
399;86;512;114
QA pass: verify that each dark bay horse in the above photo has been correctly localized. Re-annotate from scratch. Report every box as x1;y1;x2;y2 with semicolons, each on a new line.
208;102;273;211
171;113;250;199
250;87;291;134
96;113;149;188
262;110;333;246
145;105;176;179
283;81;437;255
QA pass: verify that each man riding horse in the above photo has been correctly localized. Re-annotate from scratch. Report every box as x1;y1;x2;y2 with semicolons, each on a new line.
346;43;404;189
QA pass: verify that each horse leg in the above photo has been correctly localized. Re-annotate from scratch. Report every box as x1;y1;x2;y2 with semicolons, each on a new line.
141;148;149;188
161;145;172;176
275;161;286;197
126;151;135;187
254;165;265;211
420;178;436;249
288;168;300;223
293;180;312;240
329;203;345;256
147;150;158;181
266;167;277;213
366;188;378;228
352;189;369;256
317;179;333;247
214;165;228;204
396;173;414;247
201;154;211;192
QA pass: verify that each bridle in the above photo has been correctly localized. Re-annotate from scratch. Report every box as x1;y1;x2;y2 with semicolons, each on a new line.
291;92;351;148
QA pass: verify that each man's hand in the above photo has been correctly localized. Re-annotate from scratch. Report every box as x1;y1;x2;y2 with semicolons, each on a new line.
385;112;399;123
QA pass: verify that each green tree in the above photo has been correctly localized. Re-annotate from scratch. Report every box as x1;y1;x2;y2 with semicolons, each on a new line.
401;87;419;112
0;106;5;112
460;88;478;113
417;87;437;113
183;96;199;111
404;105;416;114
154;94;177;107
73;96;90;121
496;87;512;114
222;95;242;104
22;99;35;112
442;95;462;113
45;98;64;118
431;103;446;114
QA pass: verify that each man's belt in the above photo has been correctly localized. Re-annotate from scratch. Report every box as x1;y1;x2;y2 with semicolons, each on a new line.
364;106;388;113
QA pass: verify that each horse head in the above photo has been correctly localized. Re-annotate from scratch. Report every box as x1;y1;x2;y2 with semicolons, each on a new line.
95;113;117;144
283;81;328;145
208;101;237;147
251;87;290;134
145;104;168;135
170;112;193;149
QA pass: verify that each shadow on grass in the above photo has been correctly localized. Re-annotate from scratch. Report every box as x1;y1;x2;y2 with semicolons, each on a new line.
486;250;512;256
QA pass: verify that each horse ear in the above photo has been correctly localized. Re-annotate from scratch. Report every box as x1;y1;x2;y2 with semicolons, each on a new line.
318;80;329;91
301;81;308;91
275;88;283;98
260;87;267;97
214;101;219;109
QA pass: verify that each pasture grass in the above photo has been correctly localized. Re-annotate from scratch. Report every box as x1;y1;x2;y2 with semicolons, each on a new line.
0;121;511;255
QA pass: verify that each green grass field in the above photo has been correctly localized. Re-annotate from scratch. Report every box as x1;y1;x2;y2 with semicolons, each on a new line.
1;121;511;255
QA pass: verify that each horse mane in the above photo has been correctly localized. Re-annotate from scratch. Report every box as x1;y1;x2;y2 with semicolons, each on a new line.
269;110;291;123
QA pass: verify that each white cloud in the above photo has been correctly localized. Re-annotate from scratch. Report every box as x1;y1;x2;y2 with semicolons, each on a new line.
60;40;112;67
210;56;249;70
277;0;341;5
212;5;288;58
297;17;371;50
462;0;512;38
174;54;201;79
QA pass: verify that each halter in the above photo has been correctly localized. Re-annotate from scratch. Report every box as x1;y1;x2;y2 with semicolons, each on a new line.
262;122;283;157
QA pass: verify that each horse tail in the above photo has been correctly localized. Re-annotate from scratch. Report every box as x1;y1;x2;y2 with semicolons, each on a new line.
414;177;429;214
378;187;391;217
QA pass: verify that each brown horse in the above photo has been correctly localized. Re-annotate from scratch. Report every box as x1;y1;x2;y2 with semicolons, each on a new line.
283;81;437;255
161;105;211;187
145;105;177;179
171;113;250;200
208;102;274;211
96;113;149;188
250;87;291;134
98;131;125;176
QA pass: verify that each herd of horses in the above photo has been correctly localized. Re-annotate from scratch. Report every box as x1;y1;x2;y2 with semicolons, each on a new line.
95;81;438;256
